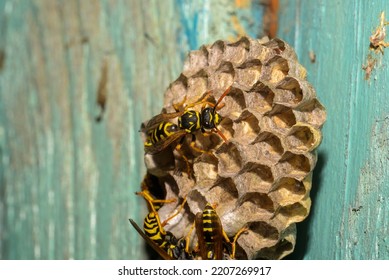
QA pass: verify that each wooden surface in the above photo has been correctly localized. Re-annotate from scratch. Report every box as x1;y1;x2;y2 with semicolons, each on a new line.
279;0;389;259
0;0;268;259
1;0;388;260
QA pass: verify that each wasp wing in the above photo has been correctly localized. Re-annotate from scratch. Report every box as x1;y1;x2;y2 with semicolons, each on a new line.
212;212;224;260
144;130;186;154
143;112;183;133
194;212;207;260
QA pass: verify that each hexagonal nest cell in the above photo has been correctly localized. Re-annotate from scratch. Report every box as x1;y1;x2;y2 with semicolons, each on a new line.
141;36;326;259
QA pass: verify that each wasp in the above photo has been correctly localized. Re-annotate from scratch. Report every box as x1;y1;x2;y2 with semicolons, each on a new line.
187;203;247;260
142;87;231;174
130;185;190;259
129;217;181;260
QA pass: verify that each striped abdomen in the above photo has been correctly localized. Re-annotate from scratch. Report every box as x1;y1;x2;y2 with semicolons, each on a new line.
143;212;167;247
202;204;223;259
145;121;178;147
143;211;176;256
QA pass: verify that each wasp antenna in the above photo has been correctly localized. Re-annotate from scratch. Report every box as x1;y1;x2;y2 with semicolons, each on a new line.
214;86;232;109
215;127;228;143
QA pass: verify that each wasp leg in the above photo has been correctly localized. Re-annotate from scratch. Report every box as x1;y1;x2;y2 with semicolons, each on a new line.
200;125;228;144
189;134;217;159
199;101;219;108
173;96;188;112
229;226;248;259
174;137;192;177
136;190;177;205
190;86;232;111
174;91;214;113
200;99;225;111
200;128;228;144
161;196;187;227
184;91;213;110
184;220;197;255
136;190;176;213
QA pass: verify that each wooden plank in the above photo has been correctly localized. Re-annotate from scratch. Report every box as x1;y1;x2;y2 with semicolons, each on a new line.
0;0;267;259
278;0;389;259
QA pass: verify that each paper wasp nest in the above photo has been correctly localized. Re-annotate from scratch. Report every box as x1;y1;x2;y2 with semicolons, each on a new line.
143;36;326;259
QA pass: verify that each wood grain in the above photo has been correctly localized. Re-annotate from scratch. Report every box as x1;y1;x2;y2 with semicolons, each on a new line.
0;0;267;259
279;0;389;259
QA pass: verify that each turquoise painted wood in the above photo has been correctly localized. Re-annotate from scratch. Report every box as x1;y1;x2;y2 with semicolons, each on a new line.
3;0;385;261
0;0;267;259
279;0;389;259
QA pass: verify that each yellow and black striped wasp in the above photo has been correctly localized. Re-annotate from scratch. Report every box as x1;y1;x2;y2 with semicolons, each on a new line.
129;180;190;260
187;203;247;260
142;87;231;174
129;217;191;260
130;194;247;259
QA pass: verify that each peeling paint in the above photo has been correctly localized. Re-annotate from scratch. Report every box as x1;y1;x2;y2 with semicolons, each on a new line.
369;11;389;54
351;117;389;259
362;54;377;80
363;11;389;80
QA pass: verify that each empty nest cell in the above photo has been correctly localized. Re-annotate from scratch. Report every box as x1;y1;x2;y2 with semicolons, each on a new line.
232;110;261;144
219;87;247;120
215;142;243;176
266;104;297;130
274;77;304;105
223;38;250;65
244;82;275;114
251;132;284;164
235;59;262;89
183;46;209;76
274;152;312;180
286;124;322;152
234;162;274;194
293;98;327;128
265;56;290;84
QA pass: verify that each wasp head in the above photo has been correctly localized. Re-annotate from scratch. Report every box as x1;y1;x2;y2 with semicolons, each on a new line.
201;107;222;130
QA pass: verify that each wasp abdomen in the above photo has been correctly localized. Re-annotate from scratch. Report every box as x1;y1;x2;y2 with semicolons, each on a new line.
202;206;219;243
144;212;166;246
145;122;179;146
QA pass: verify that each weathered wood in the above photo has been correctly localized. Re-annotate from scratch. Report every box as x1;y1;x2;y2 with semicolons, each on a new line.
6;0;387;260
279;0;389;259
0;0;267;259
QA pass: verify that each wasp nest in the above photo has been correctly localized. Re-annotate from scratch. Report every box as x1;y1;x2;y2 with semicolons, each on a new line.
143;36;326;259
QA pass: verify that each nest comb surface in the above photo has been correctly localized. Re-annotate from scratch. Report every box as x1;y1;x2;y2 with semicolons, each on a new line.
143;36;326;259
